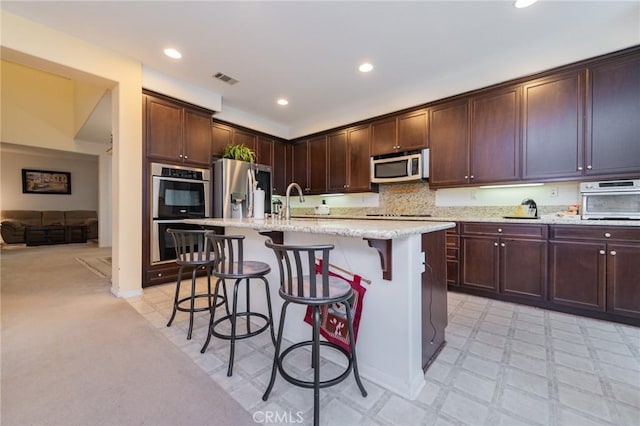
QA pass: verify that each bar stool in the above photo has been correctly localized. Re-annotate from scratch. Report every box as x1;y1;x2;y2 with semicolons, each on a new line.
262;240;367;426
166;229;228;340
200;234;275;376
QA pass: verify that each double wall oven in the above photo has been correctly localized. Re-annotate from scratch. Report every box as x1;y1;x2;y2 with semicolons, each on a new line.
151;162;210;264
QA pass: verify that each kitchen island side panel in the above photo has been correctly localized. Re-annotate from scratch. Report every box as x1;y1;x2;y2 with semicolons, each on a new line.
421;230;448;369
224;227;432;400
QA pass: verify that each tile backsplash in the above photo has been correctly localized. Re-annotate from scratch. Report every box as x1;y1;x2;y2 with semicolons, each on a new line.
289;181;580;217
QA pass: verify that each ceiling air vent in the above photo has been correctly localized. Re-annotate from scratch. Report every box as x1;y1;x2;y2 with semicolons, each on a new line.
213;72;239;85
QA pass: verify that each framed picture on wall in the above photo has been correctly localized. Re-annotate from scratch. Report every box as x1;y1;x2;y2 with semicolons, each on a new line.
22;169;71;194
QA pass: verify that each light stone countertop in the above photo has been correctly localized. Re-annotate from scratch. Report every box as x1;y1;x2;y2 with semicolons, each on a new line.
292;214;640;227
184;217;456;239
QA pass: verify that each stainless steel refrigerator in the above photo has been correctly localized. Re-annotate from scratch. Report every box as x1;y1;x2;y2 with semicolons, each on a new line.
213;158;272;218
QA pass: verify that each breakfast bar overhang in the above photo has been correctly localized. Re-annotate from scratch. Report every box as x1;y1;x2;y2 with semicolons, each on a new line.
185;217;455;399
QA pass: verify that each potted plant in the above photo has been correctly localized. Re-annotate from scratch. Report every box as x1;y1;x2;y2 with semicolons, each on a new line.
222;144;255;163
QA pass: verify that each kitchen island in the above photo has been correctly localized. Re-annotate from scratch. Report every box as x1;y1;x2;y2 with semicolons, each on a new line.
185;217;455;399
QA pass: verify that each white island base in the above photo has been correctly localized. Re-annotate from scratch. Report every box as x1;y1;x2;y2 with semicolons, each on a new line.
187;218;453;400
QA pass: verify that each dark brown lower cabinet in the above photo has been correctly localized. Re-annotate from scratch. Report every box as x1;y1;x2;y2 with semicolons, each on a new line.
459;223;547;302
453;223;639;325
548;225;640;320
607;243;640;317
461;236;499;292
501;238;547;300
549;240;606;311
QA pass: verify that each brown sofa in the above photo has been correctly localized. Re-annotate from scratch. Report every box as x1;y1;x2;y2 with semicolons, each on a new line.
0;210;98;244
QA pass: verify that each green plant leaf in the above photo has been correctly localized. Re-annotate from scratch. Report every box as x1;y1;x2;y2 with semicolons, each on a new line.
222;144;255;162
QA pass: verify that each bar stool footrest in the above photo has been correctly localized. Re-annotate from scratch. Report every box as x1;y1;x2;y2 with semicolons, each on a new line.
176;294;226;313
211;312;271;341
278;340;353;389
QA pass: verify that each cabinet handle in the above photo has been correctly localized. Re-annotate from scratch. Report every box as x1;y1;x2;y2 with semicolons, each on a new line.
497;228;503;233
157;273;163;277
500;243;505;247
464;175;468;179
599;250;605;255
184;155;188;159
587;165;592;170
610;251;617;256
179;154;183;158
604;233;611;238
493;242;498;247
578;166;583;171
470;175;474;179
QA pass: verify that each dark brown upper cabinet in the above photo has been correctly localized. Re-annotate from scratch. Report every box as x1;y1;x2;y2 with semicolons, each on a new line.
212;121;258;159
469;86;521;184
327;130;348;192
212;121;289;195
328;126;373;193
371;109;428;156
145;93;213;167
256;136;273;166
586;52;640;177
347;125;373;192
271;140;290;196
522;71;585;180
233;129;257;154
211;122;233;159
256;136;290;195
429;100;469;187
293;136;327;194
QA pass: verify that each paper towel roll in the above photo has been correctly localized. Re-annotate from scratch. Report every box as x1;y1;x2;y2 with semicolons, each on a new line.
253;188;265;219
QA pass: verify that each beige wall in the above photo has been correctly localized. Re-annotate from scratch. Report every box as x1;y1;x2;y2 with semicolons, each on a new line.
1;60;75;149
1;144;99;211
1;10;143;297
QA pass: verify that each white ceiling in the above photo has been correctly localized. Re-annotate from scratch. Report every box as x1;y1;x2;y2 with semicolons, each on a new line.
1;1;639;139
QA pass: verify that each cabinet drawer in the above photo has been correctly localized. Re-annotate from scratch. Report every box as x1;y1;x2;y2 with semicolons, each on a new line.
145;264;179;287
446;247;458;259
145;263;210;287
550;225;640;242
461;222;548;239
446;223;459;234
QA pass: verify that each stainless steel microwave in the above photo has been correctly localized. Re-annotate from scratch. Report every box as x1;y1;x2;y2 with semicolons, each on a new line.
370;148;429;183
580;179;640;220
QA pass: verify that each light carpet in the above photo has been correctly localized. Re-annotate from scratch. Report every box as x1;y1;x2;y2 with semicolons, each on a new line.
1;242;253;425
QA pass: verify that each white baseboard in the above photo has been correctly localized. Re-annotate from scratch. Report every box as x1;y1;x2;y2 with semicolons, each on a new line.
111;287;143;298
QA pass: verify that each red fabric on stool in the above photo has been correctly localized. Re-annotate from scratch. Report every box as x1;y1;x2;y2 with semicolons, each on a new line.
304;260;367;353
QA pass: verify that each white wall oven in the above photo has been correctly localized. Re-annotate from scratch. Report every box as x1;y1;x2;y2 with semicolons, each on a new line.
580;179;640;220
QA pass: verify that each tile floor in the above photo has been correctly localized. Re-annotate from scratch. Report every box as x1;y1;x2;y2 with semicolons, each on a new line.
127;281;640;426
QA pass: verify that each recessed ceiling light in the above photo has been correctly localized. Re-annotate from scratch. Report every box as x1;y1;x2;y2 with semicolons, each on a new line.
277;98;289;106
514;0;538;8
164;48;182;59
359;62;374;73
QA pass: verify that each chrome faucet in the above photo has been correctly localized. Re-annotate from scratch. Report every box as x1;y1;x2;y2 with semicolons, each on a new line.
283;182;305;220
